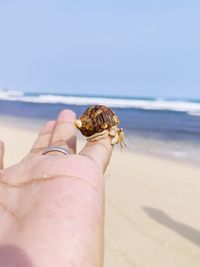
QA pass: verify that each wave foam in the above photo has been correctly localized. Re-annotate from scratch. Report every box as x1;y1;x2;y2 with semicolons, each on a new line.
1;89;200;115
187;111;200;117
0;89;24;99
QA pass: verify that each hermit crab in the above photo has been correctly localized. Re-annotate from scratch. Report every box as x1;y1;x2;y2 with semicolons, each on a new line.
75;105;125;146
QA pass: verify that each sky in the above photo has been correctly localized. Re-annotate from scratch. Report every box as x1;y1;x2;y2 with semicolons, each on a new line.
0;0;200;98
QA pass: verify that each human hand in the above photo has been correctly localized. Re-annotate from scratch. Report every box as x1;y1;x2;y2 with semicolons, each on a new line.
0;109;113;267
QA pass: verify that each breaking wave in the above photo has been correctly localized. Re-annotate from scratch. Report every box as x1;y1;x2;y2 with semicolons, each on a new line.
0;89;200;116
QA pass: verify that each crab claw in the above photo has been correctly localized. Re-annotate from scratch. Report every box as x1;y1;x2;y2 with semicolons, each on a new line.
75;119;82;129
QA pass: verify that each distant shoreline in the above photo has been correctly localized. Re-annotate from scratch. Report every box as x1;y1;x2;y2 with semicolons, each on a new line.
1;113;200;166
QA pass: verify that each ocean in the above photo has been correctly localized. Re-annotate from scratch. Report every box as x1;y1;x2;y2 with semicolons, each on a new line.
0;89;200;163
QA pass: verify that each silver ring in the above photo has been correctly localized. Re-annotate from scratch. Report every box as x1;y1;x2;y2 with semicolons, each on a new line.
42;146;70;156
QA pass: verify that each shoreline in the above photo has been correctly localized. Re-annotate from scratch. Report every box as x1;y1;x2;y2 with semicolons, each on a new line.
0;113;199;167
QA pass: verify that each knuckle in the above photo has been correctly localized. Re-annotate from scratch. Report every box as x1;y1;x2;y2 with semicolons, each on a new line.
51;139;67;146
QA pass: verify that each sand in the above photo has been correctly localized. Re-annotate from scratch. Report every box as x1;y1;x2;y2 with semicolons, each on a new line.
0;115;200;267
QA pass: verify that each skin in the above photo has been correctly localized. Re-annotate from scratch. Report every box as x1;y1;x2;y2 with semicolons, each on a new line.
0;109;113;267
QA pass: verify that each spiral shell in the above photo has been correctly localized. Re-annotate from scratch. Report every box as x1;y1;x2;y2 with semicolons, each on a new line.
75;105;120;137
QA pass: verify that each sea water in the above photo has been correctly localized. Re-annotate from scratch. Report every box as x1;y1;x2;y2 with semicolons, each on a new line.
0;89;200;163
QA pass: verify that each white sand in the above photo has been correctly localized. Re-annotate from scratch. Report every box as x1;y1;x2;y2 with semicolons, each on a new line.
0;116;200;266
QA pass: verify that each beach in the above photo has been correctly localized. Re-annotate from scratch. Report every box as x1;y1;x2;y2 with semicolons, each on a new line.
0;115;200;267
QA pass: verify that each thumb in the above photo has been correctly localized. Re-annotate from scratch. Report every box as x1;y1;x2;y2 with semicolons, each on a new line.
0;141;4;169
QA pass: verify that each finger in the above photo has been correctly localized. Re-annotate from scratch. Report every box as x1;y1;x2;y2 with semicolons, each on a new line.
0;141;4;169
79;137;113;173
49;109;77;154
30;120;56;153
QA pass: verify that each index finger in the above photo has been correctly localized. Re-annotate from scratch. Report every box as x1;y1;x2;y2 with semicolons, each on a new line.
50;109;77;154
79;137;113;173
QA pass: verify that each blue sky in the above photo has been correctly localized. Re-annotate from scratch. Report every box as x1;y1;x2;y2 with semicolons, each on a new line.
0;0;200;98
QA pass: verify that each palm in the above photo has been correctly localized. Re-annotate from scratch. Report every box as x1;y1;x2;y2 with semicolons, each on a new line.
0;109;112;267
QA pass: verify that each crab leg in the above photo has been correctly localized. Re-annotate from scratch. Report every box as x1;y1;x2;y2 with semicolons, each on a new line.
87;130;108;142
